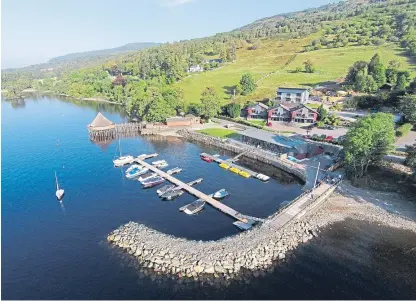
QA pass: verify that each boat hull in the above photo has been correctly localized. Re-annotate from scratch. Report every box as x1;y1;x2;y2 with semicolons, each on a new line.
113;156;133;167
142;177;165;188
56;189;65;200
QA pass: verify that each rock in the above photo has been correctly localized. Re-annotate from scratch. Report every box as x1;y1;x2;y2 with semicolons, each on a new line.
194;266;204;273
278;253;285;260
205;266;215;274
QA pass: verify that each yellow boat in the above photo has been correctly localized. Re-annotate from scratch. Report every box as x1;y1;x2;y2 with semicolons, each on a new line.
239;171;251;178
229;167;240;174
219;163;230;170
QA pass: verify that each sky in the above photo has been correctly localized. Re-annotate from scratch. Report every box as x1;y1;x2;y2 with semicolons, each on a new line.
1;0;337;69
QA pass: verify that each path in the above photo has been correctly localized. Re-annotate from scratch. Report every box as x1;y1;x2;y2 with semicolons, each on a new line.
270;182;332;229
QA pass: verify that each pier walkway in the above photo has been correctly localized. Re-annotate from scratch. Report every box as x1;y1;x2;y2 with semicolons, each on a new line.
135;157;264;224
269;182;332;229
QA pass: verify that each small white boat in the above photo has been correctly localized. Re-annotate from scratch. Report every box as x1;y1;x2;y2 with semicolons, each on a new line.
125;165;149;179
155;162;169;169
152;160;166;166
113;155;133;167
141;176;165;188
161;189;184;201
256;173;270;182
113;134;133;166
213;189;229;199
157;184;176;196
179;199;206;215
55;171;65;201
166;167;182;175
138;172;158;182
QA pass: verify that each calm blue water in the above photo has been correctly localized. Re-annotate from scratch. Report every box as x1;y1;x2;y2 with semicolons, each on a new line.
2;96;416;299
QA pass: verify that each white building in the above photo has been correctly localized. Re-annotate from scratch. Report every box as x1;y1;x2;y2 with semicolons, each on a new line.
188;65;204;73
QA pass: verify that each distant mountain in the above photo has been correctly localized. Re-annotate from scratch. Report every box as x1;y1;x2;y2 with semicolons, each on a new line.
48;42;160;64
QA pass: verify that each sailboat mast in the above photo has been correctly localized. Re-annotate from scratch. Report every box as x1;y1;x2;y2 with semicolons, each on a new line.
55;171;59;190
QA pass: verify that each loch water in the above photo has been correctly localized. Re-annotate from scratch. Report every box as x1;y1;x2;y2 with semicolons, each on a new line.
2;96;416;299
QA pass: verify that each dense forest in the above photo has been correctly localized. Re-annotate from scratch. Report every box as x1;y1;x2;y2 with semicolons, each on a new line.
2;0;416;121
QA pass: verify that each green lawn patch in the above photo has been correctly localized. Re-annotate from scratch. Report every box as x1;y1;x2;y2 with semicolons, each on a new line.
247;119;266;127
306;103;321;109
197;128;239;139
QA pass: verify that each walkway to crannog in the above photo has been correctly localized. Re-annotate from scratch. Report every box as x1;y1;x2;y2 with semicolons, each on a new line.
135;157;264;223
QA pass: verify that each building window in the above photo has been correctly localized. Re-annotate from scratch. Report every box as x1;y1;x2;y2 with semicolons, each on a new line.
296;98;301;102
296;93;302;97
285;98;291;102
277;96;281;100
277;92;282;95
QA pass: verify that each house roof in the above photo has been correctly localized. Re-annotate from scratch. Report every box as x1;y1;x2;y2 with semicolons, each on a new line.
185;114;198;118
277;87;308;93
248;102;269;110
268;103;319;114
88;112;116;130
166;116;194;122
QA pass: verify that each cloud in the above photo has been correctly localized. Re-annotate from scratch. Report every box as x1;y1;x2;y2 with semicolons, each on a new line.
160;0;196;7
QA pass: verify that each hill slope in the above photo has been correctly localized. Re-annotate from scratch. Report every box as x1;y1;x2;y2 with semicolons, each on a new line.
48;42;160;64
176;36;415;104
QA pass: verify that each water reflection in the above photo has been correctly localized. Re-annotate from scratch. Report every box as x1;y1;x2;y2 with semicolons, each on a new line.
9;98;26;109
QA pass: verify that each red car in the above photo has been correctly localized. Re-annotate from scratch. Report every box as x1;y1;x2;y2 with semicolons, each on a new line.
325;136;334;142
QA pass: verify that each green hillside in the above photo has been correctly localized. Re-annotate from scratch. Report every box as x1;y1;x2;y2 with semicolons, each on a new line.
177;35;415;104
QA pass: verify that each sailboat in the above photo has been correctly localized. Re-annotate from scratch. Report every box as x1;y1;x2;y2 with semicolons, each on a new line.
113;132;133;167
55;171;65;201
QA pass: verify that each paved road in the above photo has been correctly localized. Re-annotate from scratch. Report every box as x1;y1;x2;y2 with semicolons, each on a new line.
396;130;416;148
213;118;347;138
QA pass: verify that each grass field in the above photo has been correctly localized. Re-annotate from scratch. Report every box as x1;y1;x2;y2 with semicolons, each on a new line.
306;103;321;109
177;35;415;105
246;119;267;127
196;128;239;138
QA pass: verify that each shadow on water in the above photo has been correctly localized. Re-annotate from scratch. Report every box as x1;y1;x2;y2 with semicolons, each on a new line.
102;219;416;300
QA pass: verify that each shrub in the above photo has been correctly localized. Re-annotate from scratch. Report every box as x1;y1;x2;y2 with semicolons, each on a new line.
396;123;413;137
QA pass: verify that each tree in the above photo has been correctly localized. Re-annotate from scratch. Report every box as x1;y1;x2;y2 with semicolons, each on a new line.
239;73;257;95
399;95;416;124
226;103;241;118
200;87;221;119
317;104;327;120
145;87;176;123
303;60;315;73
405;143;416;168
368;53;386;86
395;73;408;91
344;113;395;178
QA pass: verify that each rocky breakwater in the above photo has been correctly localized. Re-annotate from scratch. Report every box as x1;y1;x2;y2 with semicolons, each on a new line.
107;219;319;280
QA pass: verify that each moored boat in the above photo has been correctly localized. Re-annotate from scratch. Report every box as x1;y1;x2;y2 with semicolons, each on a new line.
55;171;65;201
179;199;205;215
238;170;251;178
229;167;240;174
155;162;169;169
161;189;184;200
141;176;165;188
157;184;176;196
200;154;213;163
213;188;229;199
256;173;270;181
113;155;133;167
166;167;182;175
138;172;158;182
187;178;203;186
219;163;230;169
125;165;148;179
152;160;166;166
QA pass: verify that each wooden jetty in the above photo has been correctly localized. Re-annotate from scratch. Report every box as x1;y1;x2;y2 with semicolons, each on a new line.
135;158;263;224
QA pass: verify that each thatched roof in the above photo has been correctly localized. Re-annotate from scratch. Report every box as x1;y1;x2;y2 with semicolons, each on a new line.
88;112;116;130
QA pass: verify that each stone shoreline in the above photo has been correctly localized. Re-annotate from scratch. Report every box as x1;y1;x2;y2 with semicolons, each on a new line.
107;182;416;282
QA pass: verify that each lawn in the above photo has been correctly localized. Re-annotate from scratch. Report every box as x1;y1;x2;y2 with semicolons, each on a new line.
176;35;415;105
247;119;267;127
306;103;321;109
197;128;239;138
